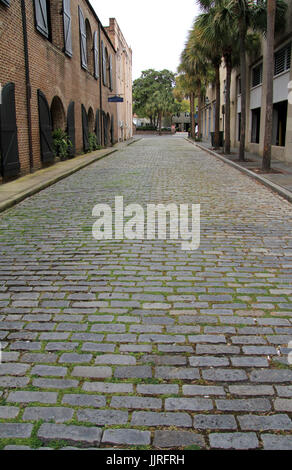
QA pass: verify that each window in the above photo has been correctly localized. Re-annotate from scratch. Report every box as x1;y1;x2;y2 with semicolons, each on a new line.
238;113;241;141
85;19;94;75
93;32;99;79
63;0;72;57
274;43;291;76
109;55;113;90
251;108;261;143
237;76;241;95
79;6;87;70
272;100;287;146
34;0;51;41
252;63;262;87
101;41;107;86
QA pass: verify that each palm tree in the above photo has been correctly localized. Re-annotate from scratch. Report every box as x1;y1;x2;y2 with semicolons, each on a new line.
262;0;287;170
182;30;215;141
262;0;276;171
218;0;287;161
189;23;222;148
194;1;237;153
146;89;176;135
175;71;197;138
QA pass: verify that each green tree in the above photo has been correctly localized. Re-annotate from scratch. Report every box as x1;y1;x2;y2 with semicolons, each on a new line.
133;69;177;127
189;23;221;148
146;89;177;135
213;0;287;161
179;36;210;140
262;0;287;170
175;69;197;138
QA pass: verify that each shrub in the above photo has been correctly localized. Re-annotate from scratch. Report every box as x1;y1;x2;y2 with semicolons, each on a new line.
136;126;157;131
88;132;102;152
52;128;72;161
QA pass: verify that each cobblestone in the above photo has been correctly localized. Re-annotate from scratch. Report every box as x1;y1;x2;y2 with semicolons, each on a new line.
209;432;259;449
1;137;292;449
153;430;205;448
38;423;102;446
238;414;292;430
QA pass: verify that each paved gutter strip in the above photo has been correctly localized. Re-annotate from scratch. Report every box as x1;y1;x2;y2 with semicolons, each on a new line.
189;139;292;204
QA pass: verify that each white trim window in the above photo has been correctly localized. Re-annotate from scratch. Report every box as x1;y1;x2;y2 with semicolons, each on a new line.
251;63;263;88
237;76;241;95
274;43;291;77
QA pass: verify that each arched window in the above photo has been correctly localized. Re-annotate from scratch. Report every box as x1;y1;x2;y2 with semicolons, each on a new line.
88;107;95;133
105;47;109;87
51;96;66;130
85;19;94;75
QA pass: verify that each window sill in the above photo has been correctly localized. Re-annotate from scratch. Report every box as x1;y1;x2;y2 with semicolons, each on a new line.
274;69;291;80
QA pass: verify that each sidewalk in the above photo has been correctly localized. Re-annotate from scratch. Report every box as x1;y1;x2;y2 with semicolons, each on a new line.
192;140;292;204
0;138;140;214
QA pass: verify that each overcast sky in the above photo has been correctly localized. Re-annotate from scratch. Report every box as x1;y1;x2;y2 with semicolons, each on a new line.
91;0;200;80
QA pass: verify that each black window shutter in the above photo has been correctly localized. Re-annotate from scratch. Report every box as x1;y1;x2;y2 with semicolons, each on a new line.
79;6;87;69
110;114;114;144
95;109;101;145
37;89;54;163
103;111;108;146
63;0;72;57
109;55;113;91
1;0;10;7
81;104;89;152
34;0;49;38
102;41;107;86
0;83;20;179
93;32;99;79
67;101;75;157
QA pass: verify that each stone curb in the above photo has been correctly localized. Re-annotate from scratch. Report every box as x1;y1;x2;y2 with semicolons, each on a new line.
187;138;292;205
0;148;119;215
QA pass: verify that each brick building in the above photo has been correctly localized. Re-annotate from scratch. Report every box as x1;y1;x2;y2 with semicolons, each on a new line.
0;0;131;182
105;18;133;142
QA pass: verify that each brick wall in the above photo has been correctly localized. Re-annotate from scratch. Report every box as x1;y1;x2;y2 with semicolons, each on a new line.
105;18;133;142
0;0;123;181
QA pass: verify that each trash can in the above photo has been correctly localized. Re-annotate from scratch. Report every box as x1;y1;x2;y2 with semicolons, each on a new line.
210;132;224;147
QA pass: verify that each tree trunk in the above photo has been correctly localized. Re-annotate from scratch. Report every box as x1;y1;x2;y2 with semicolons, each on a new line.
190;92;196;138
224;53;232;154
262;0;276;171
197;80;202;140
239;20;247;161
158;112;162;135
214;63;220;149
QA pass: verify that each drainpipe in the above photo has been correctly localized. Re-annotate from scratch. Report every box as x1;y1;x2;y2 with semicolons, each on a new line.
21;0;34;172
98;21;103;146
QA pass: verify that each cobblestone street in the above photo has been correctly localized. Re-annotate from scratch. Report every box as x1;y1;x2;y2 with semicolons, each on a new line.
0;136;292;450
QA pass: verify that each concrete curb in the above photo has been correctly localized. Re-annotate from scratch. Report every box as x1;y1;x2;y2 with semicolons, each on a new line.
0;148;118;215
186;138;292;205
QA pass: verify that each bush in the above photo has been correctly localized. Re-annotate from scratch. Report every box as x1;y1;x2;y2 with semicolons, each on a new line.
136;126;157;131
52;128;72;161
88;132;102;152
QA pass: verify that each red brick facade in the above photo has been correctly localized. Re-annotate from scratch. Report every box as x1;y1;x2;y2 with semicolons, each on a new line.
0;0;124;182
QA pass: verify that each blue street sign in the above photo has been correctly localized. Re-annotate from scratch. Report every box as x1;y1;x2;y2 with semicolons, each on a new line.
108;96;124;103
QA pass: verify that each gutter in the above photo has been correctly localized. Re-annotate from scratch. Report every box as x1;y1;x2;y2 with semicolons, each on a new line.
98;21;103;146
21;0;34;172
